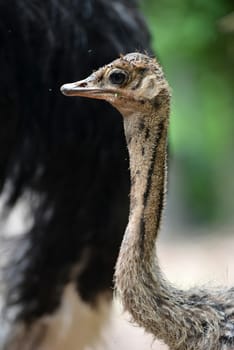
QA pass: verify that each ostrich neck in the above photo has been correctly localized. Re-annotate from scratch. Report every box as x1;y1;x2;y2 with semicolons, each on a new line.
116;94;169;274
115;99;222;350
123;106;167;262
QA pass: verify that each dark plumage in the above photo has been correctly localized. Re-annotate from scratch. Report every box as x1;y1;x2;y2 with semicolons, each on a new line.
0;1;151;348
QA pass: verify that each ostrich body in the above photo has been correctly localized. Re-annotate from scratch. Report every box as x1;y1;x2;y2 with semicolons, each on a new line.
61;53;234;350
0;2;151;349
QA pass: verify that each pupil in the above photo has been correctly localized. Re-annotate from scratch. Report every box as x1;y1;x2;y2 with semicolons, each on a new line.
109;71;126;85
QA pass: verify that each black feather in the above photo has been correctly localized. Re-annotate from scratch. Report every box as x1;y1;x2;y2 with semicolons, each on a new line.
0;0;151;327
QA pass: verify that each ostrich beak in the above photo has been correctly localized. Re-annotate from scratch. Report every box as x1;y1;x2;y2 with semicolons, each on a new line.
60;75;115;101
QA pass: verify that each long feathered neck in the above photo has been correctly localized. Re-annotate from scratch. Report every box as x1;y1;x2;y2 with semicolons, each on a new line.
115;91;226;350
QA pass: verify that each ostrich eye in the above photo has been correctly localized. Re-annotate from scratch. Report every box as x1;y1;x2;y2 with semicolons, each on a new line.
109;70;128;85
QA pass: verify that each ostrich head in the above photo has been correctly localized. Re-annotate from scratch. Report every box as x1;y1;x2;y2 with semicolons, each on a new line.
61;53;169;116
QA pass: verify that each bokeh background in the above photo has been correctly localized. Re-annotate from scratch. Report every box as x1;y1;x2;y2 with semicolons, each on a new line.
141;0;234;230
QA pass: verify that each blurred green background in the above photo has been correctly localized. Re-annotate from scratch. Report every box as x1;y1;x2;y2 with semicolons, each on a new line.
141;0;234;230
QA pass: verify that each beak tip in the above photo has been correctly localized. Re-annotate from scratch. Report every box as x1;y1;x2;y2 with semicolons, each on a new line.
60;84;69;96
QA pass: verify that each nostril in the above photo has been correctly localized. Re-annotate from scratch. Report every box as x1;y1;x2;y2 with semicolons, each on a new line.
79;82;87;88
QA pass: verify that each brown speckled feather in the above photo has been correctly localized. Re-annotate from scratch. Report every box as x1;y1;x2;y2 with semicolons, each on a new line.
61;52;234;350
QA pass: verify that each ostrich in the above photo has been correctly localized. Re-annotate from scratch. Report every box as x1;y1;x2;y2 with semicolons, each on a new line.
61;52;234;350
0;2;151;350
